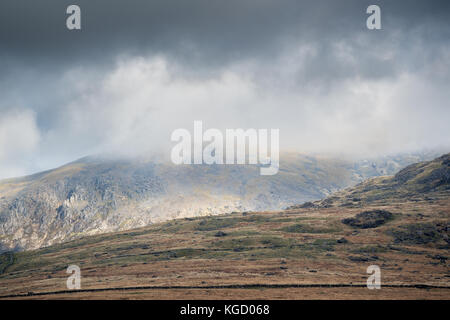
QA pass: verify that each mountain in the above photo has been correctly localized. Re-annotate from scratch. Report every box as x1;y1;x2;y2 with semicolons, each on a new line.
0;153;448;299
290;153;450;209
0;151;441;251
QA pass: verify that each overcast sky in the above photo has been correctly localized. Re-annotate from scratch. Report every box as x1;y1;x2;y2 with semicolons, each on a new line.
0;0;449;179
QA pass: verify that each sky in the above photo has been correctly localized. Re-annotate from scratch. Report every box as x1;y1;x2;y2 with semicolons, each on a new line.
0;0;449;179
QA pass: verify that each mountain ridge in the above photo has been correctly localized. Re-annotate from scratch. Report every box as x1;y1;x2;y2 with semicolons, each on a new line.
289;152;450;209
0;151;443;251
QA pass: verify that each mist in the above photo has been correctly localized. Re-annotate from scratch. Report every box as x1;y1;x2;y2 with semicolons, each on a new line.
0;0;449;179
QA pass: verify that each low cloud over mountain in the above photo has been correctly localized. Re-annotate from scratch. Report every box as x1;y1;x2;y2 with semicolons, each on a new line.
0;1;449;178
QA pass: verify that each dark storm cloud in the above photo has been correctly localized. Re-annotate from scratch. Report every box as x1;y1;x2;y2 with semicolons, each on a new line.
0;0;449;178
0;0;448;101
0;0;448;69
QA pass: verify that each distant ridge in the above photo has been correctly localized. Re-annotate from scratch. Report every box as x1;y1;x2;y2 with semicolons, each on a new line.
289;152;450;209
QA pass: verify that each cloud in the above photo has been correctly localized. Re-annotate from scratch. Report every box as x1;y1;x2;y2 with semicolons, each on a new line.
10;52;448;170
0;1;449;178
37;57;258;158
0;109;40;178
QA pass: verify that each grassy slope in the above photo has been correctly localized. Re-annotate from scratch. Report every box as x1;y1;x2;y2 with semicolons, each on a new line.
0;196;448;299
309;153;450;208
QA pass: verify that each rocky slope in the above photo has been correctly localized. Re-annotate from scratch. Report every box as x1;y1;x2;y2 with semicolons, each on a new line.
0;151;441;251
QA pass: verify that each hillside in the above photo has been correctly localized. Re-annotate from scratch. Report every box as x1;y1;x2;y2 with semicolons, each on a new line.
291;153;450;209
0;153;448;299
0;152;438;251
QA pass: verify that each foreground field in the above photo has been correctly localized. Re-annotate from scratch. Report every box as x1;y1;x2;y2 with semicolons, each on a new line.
1;197;449;299
5;288;449;300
